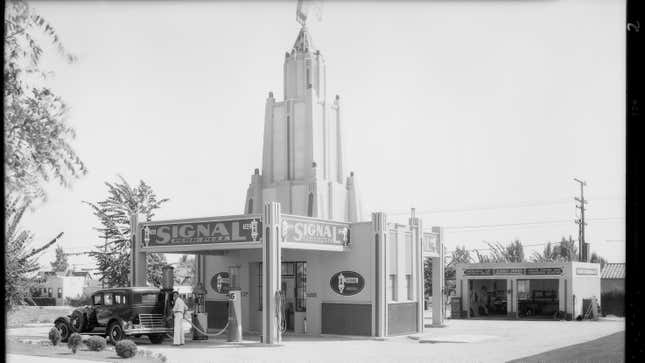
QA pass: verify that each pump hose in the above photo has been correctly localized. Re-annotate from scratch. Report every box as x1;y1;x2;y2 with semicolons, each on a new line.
165;318;229;339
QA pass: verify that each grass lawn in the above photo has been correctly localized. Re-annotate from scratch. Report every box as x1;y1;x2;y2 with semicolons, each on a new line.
7;337;165;363
7;306;74;327
508;331;624;363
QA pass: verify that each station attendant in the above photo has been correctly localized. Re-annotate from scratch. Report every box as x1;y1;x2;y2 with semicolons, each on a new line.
172;291;188;345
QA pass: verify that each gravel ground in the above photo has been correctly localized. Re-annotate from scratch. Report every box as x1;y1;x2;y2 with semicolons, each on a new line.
7;317;624;363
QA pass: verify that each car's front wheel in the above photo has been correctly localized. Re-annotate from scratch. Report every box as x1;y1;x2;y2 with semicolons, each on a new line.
107;322;124;344
148;334;165;344
55;321;71;342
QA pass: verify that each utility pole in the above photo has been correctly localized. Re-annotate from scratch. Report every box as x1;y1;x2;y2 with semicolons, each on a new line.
574;178;588;262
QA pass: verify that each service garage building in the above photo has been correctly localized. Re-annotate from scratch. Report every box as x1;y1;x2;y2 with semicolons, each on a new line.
455;261;600;320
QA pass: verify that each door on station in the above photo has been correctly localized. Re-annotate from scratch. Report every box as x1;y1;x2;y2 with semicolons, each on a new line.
517;279;559;318
256;261;307;333
468;279;508;317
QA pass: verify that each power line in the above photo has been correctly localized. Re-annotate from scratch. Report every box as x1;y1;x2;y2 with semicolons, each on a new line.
574;178;588;262
387;195;623;216
431;217;623;231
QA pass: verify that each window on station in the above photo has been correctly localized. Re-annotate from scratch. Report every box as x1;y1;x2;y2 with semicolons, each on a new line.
57;288;62;299
295;262;307;312
257;262;307;312
307;193;314;217
388;274;397;301
406;274;413;300
48;288;52;298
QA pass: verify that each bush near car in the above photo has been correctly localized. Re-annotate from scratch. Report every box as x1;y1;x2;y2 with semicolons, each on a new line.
48;327;61;346
84;336;107;351
67;333;83;354
115;339;138;358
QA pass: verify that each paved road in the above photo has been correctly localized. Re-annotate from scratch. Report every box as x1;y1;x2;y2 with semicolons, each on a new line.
508;331;625;363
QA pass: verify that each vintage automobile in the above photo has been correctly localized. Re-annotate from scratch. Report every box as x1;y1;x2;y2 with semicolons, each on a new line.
54;287;173;344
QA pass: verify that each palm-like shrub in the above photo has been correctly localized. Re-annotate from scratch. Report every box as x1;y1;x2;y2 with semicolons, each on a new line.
48;327;61;346
115;339;137;358
67;333;82;354
84;336;106;351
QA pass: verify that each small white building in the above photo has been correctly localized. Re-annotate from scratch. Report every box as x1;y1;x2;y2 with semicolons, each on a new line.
32;269;102;305
455;261;600;320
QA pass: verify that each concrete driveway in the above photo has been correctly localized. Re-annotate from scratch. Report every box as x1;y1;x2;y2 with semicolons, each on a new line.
8;318;625;363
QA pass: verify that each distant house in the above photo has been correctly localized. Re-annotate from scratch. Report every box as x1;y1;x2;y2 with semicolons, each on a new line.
31;268;102;306
600;263;624;316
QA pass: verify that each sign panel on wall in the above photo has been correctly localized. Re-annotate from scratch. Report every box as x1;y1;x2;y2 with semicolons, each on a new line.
576;267;598;275
281;216;350;246
142;218;261;247
330;271;365;296
525;267;563;275
210;272;230;294
464;267;564;276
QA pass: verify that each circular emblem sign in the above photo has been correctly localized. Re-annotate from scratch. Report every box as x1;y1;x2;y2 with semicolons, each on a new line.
330;271;365;296
210;272;230;294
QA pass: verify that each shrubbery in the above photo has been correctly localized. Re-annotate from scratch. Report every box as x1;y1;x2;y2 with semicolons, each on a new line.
48;327;61;346
67;332;83;354
84;336;107;351
115;339;137;358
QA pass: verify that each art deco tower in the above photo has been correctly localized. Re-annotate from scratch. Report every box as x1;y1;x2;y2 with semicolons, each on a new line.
244;26;363;222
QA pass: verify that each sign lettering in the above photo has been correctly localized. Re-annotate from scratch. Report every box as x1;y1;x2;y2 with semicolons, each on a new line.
282;216;350;246
142;218;261;247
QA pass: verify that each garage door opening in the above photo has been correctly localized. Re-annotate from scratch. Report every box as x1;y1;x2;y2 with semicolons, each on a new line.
468;279;507;317
518;279;559;318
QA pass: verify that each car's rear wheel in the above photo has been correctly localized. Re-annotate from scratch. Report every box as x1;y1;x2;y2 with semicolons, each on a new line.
55;321;71;342
148;334;165;344
69;310;86;333
107;322;124;344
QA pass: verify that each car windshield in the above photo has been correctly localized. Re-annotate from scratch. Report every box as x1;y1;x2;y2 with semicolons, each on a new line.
93;294;102;305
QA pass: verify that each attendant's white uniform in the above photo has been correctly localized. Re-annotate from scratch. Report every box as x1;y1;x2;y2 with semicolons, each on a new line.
172;296;187;345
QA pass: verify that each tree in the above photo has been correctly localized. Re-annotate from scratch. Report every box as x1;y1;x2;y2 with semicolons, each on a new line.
5;196;64;309
479;240;526;263
531;236;578;263
174;255;196;286
85;176;169;287
4;0;86;203
50;245;69;272
589;252;608;269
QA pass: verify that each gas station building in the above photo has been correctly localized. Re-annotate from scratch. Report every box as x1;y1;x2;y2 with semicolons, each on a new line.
129;24;445;343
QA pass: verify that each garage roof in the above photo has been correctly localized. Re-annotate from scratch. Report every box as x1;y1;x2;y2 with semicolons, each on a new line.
601;263;625;279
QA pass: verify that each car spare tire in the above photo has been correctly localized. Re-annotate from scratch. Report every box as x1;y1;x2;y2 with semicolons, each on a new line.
55;320;72;342
69;310;86;333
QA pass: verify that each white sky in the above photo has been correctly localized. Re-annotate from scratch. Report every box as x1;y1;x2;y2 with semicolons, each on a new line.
21;0;625;270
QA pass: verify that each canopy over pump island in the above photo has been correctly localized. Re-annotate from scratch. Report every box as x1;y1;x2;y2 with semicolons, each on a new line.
129;3;445;344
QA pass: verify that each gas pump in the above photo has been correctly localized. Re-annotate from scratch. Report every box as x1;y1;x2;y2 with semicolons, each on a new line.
227;290;242;342
192;283;208;340
161;266;175;328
